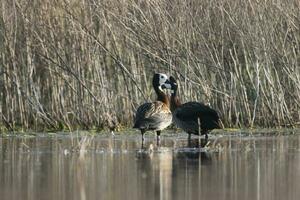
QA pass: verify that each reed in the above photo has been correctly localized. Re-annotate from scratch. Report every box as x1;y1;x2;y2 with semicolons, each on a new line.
0;0;299;131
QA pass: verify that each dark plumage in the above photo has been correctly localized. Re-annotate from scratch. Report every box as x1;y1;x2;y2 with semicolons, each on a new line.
167;76;221;139
133;73;172;143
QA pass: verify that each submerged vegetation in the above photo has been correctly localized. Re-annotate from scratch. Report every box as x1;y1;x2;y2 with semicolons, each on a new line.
0;0;300;131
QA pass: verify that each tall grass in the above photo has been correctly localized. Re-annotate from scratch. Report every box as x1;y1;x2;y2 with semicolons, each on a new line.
0;0;299;131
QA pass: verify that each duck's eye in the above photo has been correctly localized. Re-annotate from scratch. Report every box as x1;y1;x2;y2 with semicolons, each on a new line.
160;75;164;79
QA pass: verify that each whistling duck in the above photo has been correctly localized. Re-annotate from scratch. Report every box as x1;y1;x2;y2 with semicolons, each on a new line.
133;73;172;143
167;76;221;140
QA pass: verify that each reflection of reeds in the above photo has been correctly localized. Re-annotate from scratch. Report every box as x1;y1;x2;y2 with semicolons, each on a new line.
77;136;93;159
0;0;300;131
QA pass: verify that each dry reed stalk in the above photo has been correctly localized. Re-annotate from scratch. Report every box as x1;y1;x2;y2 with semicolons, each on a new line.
0;0;299;131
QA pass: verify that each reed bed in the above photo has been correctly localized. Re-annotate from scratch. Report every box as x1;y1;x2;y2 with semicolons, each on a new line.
0;0;299;131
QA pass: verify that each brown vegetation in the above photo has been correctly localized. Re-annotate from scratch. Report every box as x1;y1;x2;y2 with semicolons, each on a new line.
0;0;300;131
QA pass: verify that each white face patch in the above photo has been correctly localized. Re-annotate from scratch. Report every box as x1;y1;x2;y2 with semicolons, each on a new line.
158;73;168;86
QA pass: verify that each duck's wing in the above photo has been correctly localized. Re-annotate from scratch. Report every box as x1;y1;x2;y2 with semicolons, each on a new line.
175;102;220;128
134;101;171;129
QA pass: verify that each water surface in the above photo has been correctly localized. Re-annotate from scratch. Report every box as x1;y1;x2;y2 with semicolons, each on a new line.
1;131;300;200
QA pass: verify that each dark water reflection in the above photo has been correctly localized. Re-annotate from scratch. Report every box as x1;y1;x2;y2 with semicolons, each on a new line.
1;132;300;200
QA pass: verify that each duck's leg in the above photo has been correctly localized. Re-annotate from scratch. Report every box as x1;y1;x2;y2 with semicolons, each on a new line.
201;129;208;140
187;133;192;147
188;139;192;148
199;129;209;147
156;130;161;145
141;129;146;148
188;133;192;141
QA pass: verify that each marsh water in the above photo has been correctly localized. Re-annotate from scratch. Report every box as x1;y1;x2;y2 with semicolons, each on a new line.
1;130;300;200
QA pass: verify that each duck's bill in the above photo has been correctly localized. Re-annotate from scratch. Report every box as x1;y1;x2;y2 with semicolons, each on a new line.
161;79;172;89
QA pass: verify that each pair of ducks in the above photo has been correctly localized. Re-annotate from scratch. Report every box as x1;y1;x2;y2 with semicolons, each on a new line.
133;73;221;143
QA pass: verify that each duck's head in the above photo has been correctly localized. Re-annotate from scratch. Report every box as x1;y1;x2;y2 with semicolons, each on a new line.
152;73;172;91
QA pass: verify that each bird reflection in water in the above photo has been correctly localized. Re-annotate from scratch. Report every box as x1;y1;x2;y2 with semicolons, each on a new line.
135;137;213;200
174;138;212;165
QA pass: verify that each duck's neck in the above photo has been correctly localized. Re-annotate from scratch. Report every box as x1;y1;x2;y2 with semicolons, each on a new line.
170;89;181;112
154;87;169;107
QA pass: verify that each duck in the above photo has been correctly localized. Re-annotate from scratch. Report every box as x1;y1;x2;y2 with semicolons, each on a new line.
167;76;221;140
133;73;173;143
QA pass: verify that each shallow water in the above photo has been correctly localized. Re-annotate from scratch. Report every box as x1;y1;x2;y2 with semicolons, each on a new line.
1;131;300;200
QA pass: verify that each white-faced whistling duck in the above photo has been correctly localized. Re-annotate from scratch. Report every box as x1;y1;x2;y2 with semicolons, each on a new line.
133;73;172;144
167;76;221;140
